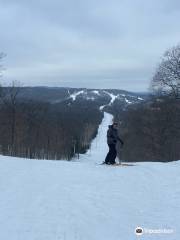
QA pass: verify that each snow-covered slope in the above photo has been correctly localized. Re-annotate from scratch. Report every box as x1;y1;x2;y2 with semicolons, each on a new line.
66;89;144;106
103;91;119;105
77;112;113;164
0;112;179;240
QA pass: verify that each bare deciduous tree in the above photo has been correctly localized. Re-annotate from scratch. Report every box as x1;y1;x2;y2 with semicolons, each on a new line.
0;81;21;155
7;82;21;152
151;44;180;98
0;52;6;97
0;52;5;74
117;98;180;162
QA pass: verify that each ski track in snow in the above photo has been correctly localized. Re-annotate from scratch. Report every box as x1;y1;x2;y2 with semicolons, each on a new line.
0;112;180;240
100;91;119;110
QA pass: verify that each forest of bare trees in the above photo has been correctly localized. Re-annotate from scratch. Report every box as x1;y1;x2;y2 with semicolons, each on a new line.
117;97;180;162
0;52;104;160
0;85;103;160
116;44;180;162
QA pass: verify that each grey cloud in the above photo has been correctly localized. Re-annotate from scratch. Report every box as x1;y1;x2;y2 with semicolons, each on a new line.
0;0;180;91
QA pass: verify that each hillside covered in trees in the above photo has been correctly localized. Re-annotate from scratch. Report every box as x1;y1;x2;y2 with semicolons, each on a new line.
0;85;144;160
114;44;180;162
0;91;102;159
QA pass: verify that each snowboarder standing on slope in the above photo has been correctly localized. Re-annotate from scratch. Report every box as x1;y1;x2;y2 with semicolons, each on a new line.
104;122;124;165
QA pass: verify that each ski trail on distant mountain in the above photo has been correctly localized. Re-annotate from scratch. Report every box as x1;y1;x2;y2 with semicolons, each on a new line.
125;98;132;104
100;91;119;110
92;90;100;96
69;90;84;101
103;91;119;105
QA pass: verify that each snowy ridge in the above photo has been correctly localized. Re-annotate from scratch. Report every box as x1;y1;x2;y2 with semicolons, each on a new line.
17;87;146;106
63;88;145;106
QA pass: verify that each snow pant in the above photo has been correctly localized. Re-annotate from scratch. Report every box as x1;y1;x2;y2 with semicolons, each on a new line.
105;144;117;164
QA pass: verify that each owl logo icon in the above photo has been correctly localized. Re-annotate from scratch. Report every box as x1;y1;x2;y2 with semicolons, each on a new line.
135;226;143;236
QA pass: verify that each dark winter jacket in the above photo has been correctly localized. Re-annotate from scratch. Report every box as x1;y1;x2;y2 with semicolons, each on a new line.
107;125;124;145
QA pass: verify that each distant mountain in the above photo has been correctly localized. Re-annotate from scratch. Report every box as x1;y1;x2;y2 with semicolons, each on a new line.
17;87;147;110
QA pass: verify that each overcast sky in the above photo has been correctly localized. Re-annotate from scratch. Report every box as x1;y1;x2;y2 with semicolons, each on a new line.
0;0;180;91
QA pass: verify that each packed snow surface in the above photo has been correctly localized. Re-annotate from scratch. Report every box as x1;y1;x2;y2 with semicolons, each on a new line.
0;112;180;240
